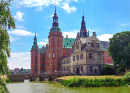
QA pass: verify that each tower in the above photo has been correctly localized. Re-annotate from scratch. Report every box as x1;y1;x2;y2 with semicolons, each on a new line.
80;11;89;37
48;5;63;74
31;32;38;74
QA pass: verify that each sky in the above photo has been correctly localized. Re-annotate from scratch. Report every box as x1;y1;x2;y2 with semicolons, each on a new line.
7;0;130;69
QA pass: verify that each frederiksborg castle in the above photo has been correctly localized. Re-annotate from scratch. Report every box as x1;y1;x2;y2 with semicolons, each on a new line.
31;6;113;75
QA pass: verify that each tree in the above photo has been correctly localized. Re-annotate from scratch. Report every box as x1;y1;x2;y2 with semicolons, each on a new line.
108;31;130;73
0;0;15;92
101;65;115;75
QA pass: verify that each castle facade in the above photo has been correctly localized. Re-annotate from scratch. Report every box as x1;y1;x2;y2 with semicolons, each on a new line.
31;7;113;75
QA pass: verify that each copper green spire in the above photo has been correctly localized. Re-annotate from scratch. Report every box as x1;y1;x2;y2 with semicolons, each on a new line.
50;5;61;32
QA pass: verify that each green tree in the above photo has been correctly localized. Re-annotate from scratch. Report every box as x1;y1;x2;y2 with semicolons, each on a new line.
0;0;15;92
101;65;115;75
108;31;130;73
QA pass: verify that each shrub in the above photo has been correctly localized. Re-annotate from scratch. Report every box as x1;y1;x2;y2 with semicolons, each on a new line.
124;72;130;77
5;79;10;83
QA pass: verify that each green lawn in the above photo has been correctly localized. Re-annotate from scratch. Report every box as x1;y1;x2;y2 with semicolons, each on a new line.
57;75;123;80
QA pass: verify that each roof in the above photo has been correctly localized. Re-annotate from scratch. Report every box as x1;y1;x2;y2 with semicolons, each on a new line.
100;41;109;50
50;27;61;32
63;38;75;48
62;55;70;59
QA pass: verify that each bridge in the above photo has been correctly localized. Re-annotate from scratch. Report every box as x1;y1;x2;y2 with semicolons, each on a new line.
7;74;68;82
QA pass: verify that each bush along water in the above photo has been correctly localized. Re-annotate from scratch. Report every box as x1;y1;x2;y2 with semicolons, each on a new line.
61;76;130;87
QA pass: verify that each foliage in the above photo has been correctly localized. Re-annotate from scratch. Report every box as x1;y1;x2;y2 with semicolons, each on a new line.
61;77;130;87
124;72;130;77
0;0;15;92
108;31;130;73
101;65;115;75
0;78;9;93
5;78;10;83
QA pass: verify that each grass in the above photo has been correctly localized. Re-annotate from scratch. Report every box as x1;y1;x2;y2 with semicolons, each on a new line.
57;75;123;80
60;76;130;87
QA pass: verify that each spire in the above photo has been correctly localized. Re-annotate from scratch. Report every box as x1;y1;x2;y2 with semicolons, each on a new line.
50;4;61;32
55;1;56;14
32;30;37;48
80;10;88;37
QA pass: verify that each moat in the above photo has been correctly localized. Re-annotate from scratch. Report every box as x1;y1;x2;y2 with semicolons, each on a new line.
7;80;130;93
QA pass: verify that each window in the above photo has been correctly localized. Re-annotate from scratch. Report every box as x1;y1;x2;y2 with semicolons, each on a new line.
58;48;59;50
90;66;92;71
58;53;59;57
67;67;68;71
80;54;83;59
67;43;68;45
96;43;99;48
98;66;101;71
89;53;93;59
98;54;102;59
53;67;54;71
53;60;54;64
53;42;54;45
73;56;75;61
58;38;59;40
53;53;55;57
73;67;75;72
53;48;54;51
105;53;107;58
105;60;107;64
64;60;66;63
67;60;69;63
95;69;97;73
76;55;79;60
53;38;54;40
81;66;83;72
66;50;68;52
111;60;113;64
91;42;94;47
76;46;79;49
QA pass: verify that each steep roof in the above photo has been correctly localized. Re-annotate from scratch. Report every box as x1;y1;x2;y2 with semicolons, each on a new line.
63;38;75;48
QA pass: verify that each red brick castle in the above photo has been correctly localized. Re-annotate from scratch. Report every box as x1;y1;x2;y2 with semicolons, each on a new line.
31;6;113;74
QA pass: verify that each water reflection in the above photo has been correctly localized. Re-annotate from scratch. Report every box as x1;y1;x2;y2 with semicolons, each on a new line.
7;81;130;93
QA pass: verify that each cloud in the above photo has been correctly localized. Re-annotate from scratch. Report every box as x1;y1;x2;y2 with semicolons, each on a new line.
97;34;113;41
8;29;35;36
17;25;26;29
10;36;19;41
8;52;30;69
46;14;54;18
14;10;24;21
35;6;43;11
63;30;79;38
61;3;77;13
120;24;128;27
38;39;48;46
18;0;77;13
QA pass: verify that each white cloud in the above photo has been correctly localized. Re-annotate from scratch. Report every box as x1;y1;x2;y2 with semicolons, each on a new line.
97;34;113;41
35;6;43;11
17;25;26;29
8;52;30;69
18;0;77;13
120;24;128;27
8;29;35;36
10;36;19;41
14;10;24;21
38;39;48;46
38;42;47;46
63;30;79;38
61;3;77;13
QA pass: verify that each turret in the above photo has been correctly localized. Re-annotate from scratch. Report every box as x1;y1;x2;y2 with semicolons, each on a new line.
80;11;89;37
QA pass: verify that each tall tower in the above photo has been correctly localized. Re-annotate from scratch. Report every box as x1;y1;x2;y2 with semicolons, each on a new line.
31;33;38;74
80;12;89;37
48;5;63;74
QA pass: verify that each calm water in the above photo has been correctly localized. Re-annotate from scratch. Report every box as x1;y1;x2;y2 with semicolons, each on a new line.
7;80;130;93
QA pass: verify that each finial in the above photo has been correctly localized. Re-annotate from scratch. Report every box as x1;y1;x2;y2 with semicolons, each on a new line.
83;10;84;16
35;29;36;36
55;0;56;13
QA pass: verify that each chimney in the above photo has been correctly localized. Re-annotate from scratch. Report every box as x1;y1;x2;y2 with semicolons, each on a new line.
66;35;68;39
93;32;96;36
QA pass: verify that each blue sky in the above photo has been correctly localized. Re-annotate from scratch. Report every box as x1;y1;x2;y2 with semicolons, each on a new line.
8;0;130;69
